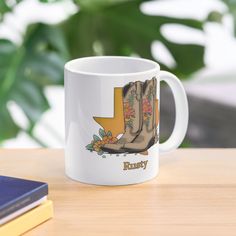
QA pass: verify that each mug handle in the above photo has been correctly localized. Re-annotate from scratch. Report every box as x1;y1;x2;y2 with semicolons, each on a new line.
159;71;189;154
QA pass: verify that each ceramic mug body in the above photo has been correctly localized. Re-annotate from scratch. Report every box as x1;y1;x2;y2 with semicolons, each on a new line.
64;56;188;185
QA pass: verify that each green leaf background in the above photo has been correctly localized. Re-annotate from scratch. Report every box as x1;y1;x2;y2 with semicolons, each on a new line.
0;0;208;145
0;24;68;144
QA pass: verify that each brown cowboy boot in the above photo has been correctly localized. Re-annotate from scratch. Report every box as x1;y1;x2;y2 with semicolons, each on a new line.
101;81;143;154
123;77;158;153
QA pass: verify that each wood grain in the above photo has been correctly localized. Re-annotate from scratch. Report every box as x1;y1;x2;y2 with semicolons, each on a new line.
0;149;236;236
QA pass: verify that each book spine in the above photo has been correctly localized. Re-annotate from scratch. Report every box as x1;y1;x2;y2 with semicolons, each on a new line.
0;200;53;236
0;184;48;219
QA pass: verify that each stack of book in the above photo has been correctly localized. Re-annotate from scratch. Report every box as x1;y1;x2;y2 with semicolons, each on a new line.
0;175;53;235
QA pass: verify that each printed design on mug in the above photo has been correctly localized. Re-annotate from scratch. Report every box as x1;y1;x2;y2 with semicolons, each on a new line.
123;88;136;129
143;84;154;127
85;77;159;157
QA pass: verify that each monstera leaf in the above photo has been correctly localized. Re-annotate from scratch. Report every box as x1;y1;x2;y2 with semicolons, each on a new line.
0;0;206;145
62;0;204;78
0;24;68;143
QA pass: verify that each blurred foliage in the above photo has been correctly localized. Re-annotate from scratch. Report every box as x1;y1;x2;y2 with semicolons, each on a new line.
63;0;204;77
0;0;21;18
222;0;236;35
207;11;224;23
0;24;68;144
0;0;206;145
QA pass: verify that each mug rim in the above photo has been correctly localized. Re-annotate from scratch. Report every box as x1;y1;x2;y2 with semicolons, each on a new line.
64;56;160;77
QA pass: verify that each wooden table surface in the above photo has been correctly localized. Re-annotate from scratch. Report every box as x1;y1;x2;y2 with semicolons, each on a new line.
0;149;236;236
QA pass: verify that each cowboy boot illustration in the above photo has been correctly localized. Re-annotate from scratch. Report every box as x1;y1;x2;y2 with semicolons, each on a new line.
101;81;143;154
152;80;159;144
123;77;158;153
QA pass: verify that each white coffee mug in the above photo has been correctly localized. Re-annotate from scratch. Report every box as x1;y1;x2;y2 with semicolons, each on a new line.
64;56;188;185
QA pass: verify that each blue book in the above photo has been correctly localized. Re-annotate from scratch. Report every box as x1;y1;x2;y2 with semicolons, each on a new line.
0;176;48;220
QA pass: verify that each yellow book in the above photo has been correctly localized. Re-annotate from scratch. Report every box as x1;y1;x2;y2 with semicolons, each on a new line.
0;200;53;236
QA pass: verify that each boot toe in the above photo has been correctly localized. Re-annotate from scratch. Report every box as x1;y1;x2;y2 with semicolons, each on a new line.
101;143;125;154
123;143;143;153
